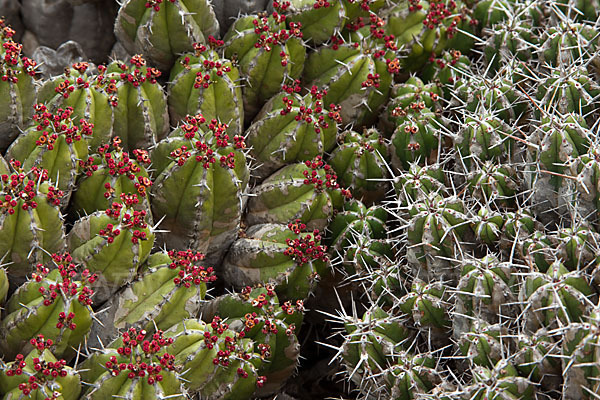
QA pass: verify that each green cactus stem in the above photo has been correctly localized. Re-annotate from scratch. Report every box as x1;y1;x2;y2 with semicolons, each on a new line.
0;32;37;153
246;81;341;179
168;41;244;135
80;327;186;399
150;114;249;266
222;221;329;301
0;335;81;400
1;253;96;360
0;163;66;282
114;0;220;71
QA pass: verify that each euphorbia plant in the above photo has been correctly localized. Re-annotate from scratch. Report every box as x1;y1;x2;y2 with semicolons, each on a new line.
223;220;330;300
246;80;342;178
80;328;187;399
0;163;66;281
71;137;153;217
0;335;81;400
247;155;352;230
0;253;96;360
91;249;218;345
224;1;306;119
0;22;37;152
6;103;94;207
151;113;249;266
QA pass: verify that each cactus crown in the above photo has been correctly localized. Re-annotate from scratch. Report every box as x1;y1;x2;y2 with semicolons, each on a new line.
80;137;152;198
1;37;37;83
251;2;302;66
100;193;150;244
33;252;97;313
170;114;246;169
106;328;177;385
4;335;69;397
1;163;63;213
302;156;352;199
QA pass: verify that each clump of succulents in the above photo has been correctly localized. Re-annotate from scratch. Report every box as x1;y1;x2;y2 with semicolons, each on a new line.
8;1;600;400
1;253;96;360
0;20;37;152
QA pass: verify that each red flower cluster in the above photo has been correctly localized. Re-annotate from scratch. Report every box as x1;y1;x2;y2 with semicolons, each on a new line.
5;336;69;398
32;104;93;149
301;156;352;199
0;165;63;214
1;39;37;82
278;82;341;134
101;194;149;244
113;55;161;87
251;6;302;66
173;115;245;169
145;0;176;11
34;252;96;325
105;328;176;385
82;138;153;198
167;249;217;287
283;219;329;265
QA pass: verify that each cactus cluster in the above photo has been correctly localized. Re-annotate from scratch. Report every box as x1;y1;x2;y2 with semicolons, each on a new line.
4;0;600;399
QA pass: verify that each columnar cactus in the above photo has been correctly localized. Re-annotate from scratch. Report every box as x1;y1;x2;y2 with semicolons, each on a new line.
535;65;600;120
114;0;220;71
462;359;536;399
454;254;517;337
91;249;216;346
0;25;37;152
0;335;81;400
405;193;471;282
200;285;303;396
562;305;600;399
397;278;451;336
387;0;476;71
168;41;243;135
303;14;399;127
222;221;329;300
0;164;66;282
36;62;113;150
339;306;414;394
382;76;442;134
528;113;591;219
80;328;187;399
6;103;93;207
246;156;352;230
392;162;447;205
514;329;561;391
67;193;155;302
328;128;389;204
453;112;514;171
326;199;387;252
389;96;445;170
70;137;153;217
458;321;510;368
521;261;595;332
163;317;264;398
0;253;96;360
539;22;600;67
466;160;519;206
224;2;306;119
282;0;346;45
101;55;170;151
150;114;249;266
380;351;445;399
246;81;341;179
